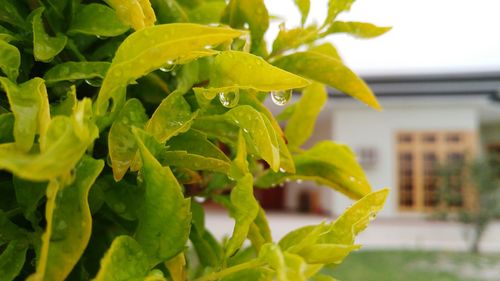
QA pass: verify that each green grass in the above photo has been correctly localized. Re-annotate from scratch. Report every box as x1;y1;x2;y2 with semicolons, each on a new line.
322;250;500;281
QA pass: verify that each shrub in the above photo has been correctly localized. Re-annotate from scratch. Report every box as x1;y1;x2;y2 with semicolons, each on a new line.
0;0;390;280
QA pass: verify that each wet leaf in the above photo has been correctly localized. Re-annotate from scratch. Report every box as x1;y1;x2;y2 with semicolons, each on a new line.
285;82;327;149
197;51;310;96
325;21;391;38
32;8;67;62
222;0;269;52
0;40;20;81
0;240;28;281
273;51;381;110
44;62;110;85
28;156;104;281
69;4;130;37
108;98;148;181
271;25;317;56
105;0;156;31
0;77;50;152
160;150;231;173
93;236;152;281
95;24;244;116
134;129;192;265
167;129;230;162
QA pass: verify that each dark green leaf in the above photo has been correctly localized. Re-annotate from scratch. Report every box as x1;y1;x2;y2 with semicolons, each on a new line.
0;40;20;81
0;240;29;281
188;1;226;24
44;62;110;85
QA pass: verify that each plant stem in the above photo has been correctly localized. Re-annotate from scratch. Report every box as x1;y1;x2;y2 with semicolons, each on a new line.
194;260;263;281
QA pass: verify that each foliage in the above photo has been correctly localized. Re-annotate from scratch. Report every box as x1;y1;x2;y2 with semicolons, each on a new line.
436;156;500;253
0;0;390;280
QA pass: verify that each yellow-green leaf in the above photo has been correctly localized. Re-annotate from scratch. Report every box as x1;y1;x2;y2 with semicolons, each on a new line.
93;236;153;281
109;98;148;181
271;25;317;56
273;51;381;110
285;82;327;149
0;40;20;81
326;21;391;38
95;24;244;116
28;156;104;281
134;129;192;265
69;4;130;37
165;253;186;281
299;244;360;264
44;62;110;85
188;1;226;24
324;0;354;27
294;0;310;25
105;0;156;31
32;8;67;62
0;77;50;152
308;43;341;61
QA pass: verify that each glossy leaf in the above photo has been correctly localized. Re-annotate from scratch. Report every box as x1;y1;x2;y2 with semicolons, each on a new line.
28;156;104;281
160;150;230;173
44;62;110;84
95;24;244;116
0;77;50;152
0;40;20;81
294;0;310;25
105;0;156;31
0;240;28;281
326;21;391;38
222;0;269;52
0;99;98;181
198;51;310;96
69;4;130;37
226;105;280;172
109;98;148;181
146;91;198;143
32;8;67;62
167;129;230;162
285;82;327;149
134;129;191;265
93;236;152;281
273;51;381;110
271;26;317;56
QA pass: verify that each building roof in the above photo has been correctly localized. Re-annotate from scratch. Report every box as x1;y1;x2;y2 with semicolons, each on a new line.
329;72;500;102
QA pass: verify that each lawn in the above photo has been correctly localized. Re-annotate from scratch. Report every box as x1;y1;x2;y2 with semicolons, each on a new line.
322;250;500;281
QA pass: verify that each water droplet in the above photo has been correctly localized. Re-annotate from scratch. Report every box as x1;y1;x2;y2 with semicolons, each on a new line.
194;196;206;203
96;35;108;40
279;167;286;173
204;44;213;49
85;78;102;87
271;90;292;106
218;89;240;108
159;60;176;72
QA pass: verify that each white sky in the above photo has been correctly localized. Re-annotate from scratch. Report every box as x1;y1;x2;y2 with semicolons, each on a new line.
265;0;500;75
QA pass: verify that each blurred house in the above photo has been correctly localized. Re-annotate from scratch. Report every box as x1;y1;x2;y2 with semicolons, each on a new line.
262;72;500;217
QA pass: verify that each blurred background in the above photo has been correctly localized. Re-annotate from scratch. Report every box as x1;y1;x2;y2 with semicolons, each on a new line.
207;1;500;280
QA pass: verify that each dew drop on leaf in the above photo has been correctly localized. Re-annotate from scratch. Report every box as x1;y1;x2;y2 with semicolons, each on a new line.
96;35;108;40
159;60;176;72
85;78;102;87
218;89;240;108
271;90;292;106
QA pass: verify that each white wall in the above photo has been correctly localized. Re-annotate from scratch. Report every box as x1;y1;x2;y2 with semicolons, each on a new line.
330;96;481;217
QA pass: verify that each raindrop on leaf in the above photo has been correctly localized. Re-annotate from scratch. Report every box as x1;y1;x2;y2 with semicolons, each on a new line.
218;89;240;108
85;78;102;87
159;60;176;72
271;90;292;106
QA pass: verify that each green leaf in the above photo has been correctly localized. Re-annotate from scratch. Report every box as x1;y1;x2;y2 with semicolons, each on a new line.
13;177;46;226
221;0;269;52
105;0;156;31
308;43;341;61
256;141;371;199
93;236;152;281
99;176;143;220
160;150;231;173
188;1;226;24
319;188;389;244
32;8;68;62
0;113;14;143
0;211;28;245
299;244;360;264
325;21;391;38
271;25;317;56
108;98;148;181
50;85;77;117
0;0;27;29
44;62;110;85
248;207;272;252
165;253;186;281
28;156;104;281
258;243;286;281
226;105;280;172
225;173;259;257
285;82;327;149
150;0;189;24
0;40;20;81
0;99;98;181
0;240;28;281
69;4;130;37
0;77;50;152
190;226;223;267
134;129;192;265
146;91;198;143
273;51;381;110
197;51;310;96
95;24;244;116
324;0;354;27
294;0;310;25
167;129;230;162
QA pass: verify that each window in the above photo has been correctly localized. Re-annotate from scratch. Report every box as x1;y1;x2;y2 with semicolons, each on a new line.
396;131;475;211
